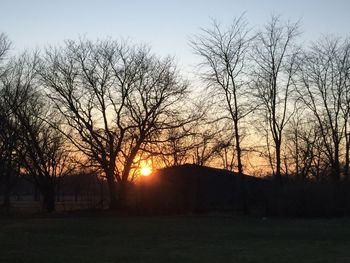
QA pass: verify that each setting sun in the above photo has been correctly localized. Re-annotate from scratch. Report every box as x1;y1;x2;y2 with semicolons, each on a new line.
140;166;152;176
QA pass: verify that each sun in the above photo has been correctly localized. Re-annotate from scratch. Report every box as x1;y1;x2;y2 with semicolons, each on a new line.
140;166;152;176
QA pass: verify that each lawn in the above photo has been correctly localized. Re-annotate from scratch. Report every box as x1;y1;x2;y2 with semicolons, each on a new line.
0;215;350;263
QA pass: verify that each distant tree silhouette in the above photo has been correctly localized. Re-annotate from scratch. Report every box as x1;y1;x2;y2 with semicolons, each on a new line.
298;37;350;182
284;111;325;180
252;16;301;184
1;52;74;212
0;100;21;210
152;102;231;168
191;15;255;212
191;116;236;169
0;33;10;76
153;126;195;167
0;33;18;210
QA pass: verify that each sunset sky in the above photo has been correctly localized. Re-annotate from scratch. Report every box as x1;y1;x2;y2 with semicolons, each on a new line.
1;0;350;76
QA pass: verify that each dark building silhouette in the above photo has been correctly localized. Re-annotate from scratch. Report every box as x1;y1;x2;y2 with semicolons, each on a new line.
130;164;268;214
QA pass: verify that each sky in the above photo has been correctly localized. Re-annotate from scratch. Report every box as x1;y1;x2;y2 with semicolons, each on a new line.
1;0;350;76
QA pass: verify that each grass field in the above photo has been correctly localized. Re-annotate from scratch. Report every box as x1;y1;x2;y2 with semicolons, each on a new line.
1;215;350;263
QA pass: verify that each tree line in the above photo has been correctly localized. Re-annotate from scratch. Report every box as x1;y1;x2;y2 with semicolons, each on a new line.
1;15;350;212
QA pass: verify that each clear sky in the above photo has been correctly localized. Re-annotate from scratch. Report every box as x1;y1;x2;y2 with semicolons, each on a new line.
1;0;350;75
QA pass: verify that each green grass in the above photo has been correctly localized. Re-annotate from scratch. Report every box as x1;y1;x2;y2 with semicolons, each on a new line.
1;215;350;263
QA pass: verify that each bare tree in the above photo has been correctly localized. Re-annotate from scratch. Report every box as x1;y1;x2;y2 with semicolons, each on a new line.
192;129;225;166
150;99;234;169
285;111;323;180
191;16;255;212
2;52;73;212
189;118;236;169
191;16;253;177
0;33;16;210
298;37;350;182
152;126;195;167
339;39;350;181
0;33;11;71
252;16;300;183
0;98;21;210
41;39;189;209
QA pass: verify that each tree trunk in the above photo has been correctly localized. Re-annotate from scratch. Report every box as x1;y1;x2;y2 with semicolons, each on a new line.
234;120;247;214
334;144;341;182
2;166;13;211
344;125;349;182
275;141;282;185
42;184;55;213
294;131;300;179
56;182;61;202
117;181;128;210
346;140;350;182
333;161;341;183
106;174;118;210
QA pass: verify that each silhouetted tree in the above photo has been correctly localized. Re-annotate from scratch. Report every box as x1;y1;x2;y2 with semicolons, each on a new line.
0;101;21;210
191;16;253;178
298;37;350;182
191;16;254;212
285;112;324;180
190;117;236;169
0;33;18;210
252;16;301;183
150;99;236;169
0;33;11;73
2;52;73;212
41;39;190;209
152;126;195;167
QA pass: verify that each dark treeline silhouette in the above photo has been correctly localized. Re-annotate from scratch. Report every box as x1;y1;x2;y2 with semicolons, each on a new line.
0;171;108;212
1;15;350;216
